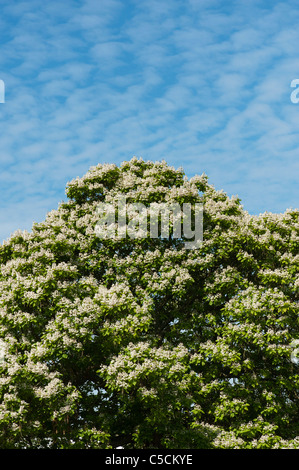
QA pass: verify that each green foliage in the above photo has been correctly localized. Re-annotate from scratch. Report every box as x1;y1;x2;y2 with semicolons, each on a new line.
0;157;298;448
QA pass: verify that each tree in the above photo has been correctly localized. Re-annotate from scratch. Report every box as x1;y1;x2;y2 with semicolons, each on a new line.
0;156;298;449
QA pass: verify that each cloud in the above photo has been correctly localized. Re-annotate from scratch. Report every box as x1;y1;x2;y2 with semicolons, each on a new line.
0;0;298;242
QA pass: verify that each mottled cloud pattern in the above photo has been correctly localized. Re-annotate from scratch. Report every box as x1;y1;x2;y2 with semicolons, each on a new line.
0;0;298;242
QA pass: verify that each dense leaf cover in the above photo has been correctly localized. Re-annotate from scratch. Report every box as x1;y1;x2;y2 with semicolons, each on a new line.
0;157;298;448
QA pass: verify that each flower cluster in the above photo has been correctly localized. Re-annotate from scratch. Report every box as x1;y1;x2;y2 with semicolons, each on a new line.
0;156;297;449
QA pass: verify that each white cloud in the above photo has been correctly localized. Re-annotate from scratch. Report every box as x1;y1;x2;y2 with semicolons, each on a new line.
0;0;298;242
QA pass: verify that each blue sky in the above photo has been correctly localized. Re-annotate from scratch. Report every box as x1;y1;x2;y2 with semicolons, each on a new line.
0;0;298;242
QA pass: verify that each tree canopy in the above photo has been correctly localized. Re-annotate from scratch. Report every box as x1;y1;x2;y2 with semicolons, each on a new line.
0;157;298;449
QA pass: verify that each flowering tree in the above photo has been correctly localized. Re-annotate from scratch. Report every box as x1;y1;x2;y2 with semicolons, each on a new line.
0;157;298;449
